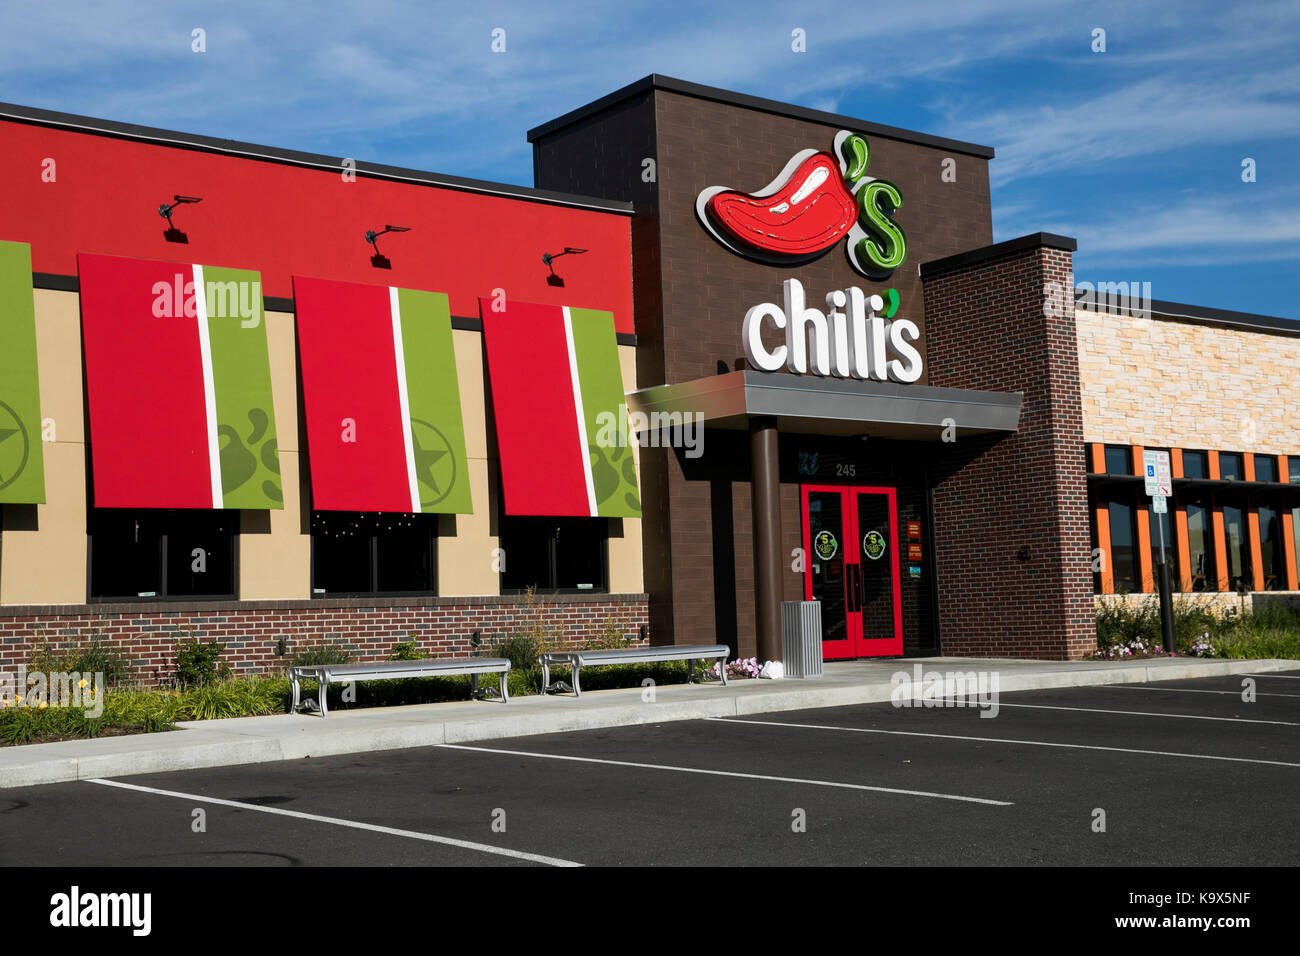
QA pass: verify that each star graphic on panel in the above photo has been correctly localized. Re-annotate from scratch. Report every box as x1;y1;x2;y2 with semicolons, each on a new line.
409;418;458;507
413;441;447;495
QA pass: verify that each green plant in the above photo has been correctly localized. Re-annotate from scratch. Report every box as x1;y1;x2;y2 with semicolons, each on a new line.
172;633;231;688
288;643;355;667
26;628;132;687
388;638;428;661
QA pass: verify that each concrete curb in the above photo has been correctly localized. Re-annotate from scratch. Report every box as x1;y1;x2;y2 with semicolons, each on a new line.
0;657;1293;788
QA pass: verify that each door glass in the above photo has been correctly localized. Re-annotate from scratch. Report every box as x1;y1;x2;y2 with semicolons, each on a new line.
855;493;894;642
807;491;848;644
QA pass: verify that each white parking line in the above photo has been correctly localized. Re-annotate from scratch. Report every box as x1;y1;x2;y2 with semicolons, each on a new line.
707;718;1300;768
991;702;1297;726
435;743;1013;806
85;778;582;867
1111;685;1300;699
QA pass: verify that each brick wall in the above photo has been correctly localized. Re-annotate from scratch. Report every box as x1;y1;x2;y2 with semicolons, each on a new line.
0;593;649;686
922;236;1095;660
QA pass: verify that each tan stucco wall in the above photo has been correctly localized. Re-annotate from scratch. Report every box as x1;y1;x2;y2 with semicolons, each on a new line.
2;294;645;605
436;329;500;596
0;290;86;604
1077;307;1300;454
607;343;644;593
238;309;310;599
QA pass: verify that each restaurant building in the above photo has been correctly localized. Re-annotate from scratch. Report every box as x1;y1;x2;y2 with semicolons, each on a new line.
0;75;1296;681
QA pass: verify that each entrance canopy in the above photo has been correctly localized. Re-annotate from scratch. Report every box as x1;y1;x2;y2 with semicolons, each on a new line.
627;370;1021;439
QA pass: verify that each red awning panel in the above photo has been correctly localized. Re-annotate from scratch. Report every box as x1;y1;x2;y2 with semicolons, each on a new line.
480;298;591;517
80;254;214;508
293;276;415;512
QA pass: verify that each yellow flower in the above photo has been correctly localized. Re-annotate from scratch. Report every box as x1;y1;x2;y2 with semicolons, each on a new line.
79;679;88;689
38;700;48;710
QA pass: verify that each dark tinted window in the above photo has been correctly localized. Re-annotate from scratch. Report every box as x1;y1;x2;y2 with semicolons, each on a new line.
1254;456;1278;483
1104;445;1132;476
90;510;235;600
1107;499;1137;592
311;512;437;596
500;517;608;593
1182;451;1209;480
1219;453;1244;481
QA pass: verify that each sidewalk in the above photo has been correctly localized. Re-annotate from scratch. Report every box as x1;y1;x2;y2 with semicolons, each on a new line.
1;656;1292;788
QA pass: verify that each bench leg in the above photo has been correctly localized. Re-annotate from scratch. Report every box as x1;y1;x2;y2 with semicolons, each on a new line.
541;659;550;696
572;664;582;698
290;672;300;714
318;679;328;718
688;659;696;685
499;671;509;703
718;658;728;687
470;672;479;700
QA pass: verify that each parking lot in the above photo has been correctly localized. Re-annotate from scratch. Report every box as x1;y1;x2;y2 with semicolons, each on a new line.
2;669;1297;867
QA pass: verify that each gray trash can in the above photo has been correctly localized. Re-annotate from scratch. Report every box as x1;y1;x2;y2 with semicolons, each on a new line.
780;600;823;678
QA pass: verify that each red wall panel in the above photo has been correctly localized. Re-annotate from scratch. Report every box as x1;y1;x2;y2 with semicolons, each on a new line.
0;119;635;333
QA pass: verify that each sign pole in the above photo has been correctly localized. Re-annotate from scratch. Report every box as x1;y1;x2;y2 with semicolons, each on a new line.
1144;449;1176;655
1156;513;1175;654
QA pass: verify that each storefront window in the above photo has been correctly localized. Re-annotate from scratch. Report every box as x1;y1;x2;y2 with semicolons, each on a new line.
1220;501;1251;591
1258;504;1284;590
1184;499;1215;591
1219;453;1244;481
1108;499;1137;592
1182;450;1209;480
1104;445;1132;476
1149;508;1178;591
89;509;235;600
499;517;608;593
310;512;437;596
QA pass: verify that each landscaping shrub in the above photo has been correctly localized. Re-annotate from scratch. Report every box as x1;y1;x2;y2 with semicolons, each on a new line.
26;630;132;687
288;643;355;667
1093;596;1300;660
172;634;232;688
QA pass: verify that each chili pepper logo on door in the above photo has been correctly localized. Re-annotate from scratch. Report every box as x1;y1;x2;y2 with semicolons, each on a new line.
695;131;908;280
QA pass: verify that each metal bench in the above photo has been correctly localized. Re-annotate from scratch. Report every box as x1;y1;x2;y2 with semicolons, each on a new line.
289;657;511;716
538;645;729;697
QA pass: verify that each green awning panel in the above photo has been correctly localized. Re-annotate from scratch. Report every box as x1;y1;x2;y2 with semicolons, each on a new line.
0;240;45;504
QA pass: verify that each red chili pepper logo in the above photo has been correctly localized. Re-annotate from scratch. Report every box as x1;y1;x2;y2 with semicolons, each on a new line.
696;131;907;279
705;152;856;257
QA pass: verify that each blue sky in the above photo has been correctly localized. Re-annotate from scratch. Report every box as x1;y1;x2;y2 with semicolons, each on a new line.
3;1;1297;317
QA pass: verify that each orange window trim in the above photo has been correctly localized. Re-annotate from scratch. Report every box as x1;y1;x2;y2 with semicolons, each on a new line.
1282;456;1299;591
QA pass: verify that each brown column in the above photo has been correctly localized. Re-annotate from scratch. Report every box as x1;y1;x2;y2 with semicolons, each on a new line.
750;415;782;662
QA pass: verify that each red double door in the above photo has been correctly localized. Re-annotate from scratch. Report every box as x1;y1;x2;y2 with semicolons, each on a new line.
800;484;903;658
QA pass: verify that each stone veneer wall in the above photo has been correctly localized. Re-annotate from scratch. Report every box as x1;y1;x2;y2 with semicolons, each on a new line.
1076;307;1300;454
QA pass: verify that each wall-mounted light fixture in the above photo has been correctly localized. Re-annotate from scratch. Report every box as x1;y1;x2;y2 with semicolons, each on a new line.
542;246;587;287
158;195;202;243
365;224;410;269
